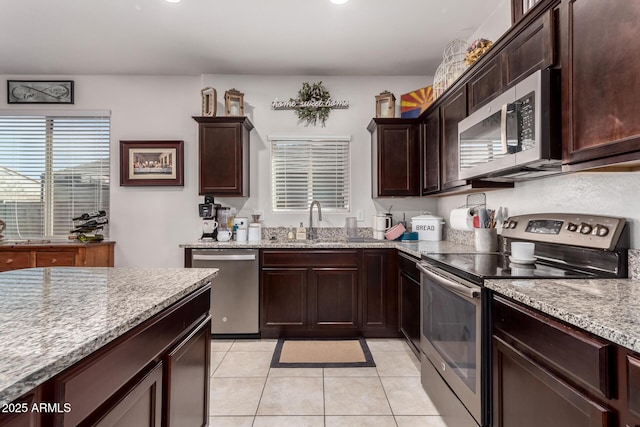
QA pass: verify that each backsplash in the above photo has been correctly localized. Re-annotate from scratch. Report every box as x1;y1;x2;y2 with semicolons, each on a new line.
629;249;640;280
444;225;475;246
263;224;475;245
262;227;373;241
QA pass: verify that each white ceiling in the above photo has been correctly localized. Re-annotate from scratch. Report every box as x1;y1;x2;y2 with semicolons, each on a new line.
1;0;504;76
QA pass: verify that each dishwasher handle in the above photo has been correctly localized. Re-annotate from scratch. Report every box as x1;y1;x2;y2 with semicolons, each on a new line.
192;254;256;261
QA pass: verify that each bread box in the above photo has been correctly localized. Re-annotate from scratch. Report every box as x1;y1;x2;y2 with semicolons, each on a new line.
411;214;444;241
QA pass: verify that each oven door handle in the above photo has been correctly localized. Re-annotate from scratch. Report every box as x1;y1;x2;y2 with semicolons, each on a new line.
417;262;481;299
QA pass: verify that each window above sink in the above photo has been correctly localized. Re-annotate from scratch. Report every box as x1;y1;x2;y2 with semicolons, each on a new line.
268;135;351;213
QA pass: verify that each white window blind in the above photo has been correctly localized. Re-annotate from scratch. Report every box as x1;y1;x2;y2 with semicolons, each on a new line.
270;136;350;212
0;113;110;239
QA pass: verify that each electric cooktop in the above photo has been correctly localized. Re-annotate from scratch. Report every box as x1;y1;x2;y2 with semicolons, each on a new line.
424;252;595;283
421;213;629;285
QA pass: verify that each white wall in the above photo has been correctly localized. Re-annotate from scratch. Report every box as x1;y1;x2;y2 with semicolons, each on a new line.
201;75;438;230
1;74;439;267
467;0;511;45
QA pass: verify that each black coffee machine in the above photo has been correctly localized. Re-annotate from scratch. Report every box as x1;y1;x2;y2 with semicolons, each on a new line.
199;195;221;240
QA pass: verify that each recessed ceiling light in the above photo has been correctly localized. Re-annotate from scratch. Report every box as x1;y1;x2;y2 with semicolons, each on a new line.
165;0;181;3
330;0;349;4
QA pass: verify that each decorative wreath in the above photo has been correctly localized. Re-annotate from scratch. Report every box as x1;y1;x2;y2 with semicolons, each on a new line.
291;81;332;127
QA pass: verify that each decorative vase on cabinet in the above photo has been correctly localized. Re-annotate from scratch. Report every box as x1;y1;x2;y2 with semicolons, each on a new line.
193;116;254;196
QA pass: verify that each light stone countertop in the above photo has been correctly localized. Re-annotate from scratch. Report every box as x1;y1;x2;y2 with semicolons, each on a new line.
180;240;640;353
180;239;480;259
0;267;218;407
485;278;640;353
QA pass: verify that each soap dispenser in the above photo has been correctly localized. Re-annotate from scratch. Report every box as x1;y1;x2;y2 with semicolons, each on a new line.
296;222;307;240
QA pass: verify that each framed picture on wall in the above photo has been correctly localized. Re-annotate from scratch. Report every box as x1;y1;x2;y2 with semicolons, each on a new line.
120;140;184;186
7;80;74;104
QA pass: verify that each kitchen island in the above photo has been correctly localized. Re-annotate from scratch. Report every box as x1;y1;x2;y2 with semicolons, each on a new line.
0;267;217;427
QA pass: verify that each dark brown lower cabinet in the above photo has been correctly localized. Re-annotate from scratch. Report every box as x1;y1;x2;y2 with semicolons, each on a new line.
165;319;211;427
398;252;421;356
310;268;358;329
361;249;398;336
260;249;399;338
493;336;612;427
491;295;627;427
261;250;359;337
0;390;41;427
261;268;308;329
621;352;640;427
93;362;163;427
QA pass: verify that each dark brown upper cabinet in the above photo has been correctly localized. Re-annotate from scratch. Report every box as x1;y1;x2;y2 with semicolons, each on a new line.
422;108;441;194
439;86;468;191
560;0;640;171
467;55;504;114
502;8;555;88
368;118;421;197
193;116;253;196
468;7;555;113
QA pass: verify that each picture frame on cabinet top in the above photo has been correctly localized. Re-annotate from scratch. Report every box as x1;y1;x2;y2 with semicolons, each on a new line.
375;91;395;118
201;87;217;117
224;88;244;116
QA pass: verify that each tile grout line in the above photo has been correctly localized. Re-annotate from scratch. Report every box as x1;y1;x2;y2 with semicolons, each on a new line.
322;368;326;427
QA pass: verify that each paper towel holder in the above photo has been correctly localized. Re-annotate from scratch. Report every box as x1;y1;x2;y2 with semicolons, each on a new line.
458;193;486;213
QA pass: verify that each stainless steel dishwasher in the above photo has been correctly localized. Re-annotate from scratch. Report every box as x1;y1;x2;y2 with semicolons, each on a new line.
190;248;259;336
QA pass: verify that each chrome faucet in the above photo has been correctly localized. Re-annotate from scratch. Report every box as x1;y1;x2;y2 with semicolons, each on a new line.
309;200;323;240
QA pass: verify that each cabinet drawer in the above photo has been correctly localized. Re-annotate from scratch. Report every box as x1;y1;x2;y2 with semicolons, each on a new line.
398;252;420;282
262;250;358;267
0;252;31;271
35;251;75;267
493;296;613;399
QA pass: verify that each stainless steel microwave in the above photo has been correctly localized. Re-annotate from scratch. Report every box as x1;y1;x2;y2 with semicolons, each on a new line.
457;69;561;181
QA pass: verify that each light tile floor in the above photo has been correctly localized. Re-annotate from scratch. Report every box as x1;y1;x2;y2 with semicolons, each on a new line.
209;338;447;427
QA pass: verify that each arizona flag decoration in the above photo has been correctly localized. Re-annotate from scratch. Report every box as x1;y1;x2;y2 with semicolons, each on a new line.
400;86;434;118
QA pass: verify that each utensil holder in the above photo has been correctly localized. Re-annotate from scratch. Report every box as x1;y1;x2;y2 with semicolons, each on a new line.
475;228;498;252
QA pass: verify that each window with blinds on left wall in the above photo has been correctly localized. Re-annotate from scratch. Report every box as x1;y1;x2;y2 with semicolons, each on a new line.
0;112;110;239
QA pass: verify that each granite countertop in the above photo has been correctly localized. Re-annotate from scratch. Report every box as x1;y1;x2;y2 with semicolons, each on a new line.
485;278;640;353
180;239;479;259
0;267;218;407
0;239;115;247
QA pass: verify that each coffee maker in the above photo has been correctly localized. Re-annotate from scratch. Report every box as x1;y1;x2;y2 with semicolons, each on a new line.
199;195;221;240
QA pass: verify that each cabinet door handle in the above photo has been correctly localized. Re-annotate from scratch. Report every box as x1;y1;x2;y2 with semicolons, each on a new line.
5;258;13;264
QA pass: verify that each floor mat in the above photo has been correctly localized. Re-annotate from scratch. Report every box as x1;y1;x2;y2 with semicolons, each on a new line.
270;338;376;368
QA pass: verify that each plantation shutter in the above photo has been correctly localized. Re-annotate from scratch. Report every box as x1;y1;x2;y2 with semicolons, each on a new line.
0;111;110;239
270;136;350;212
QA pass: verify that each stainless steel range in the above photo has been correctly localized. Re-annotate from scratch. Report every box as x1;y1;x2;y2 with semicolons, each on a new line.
417;213;629;427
